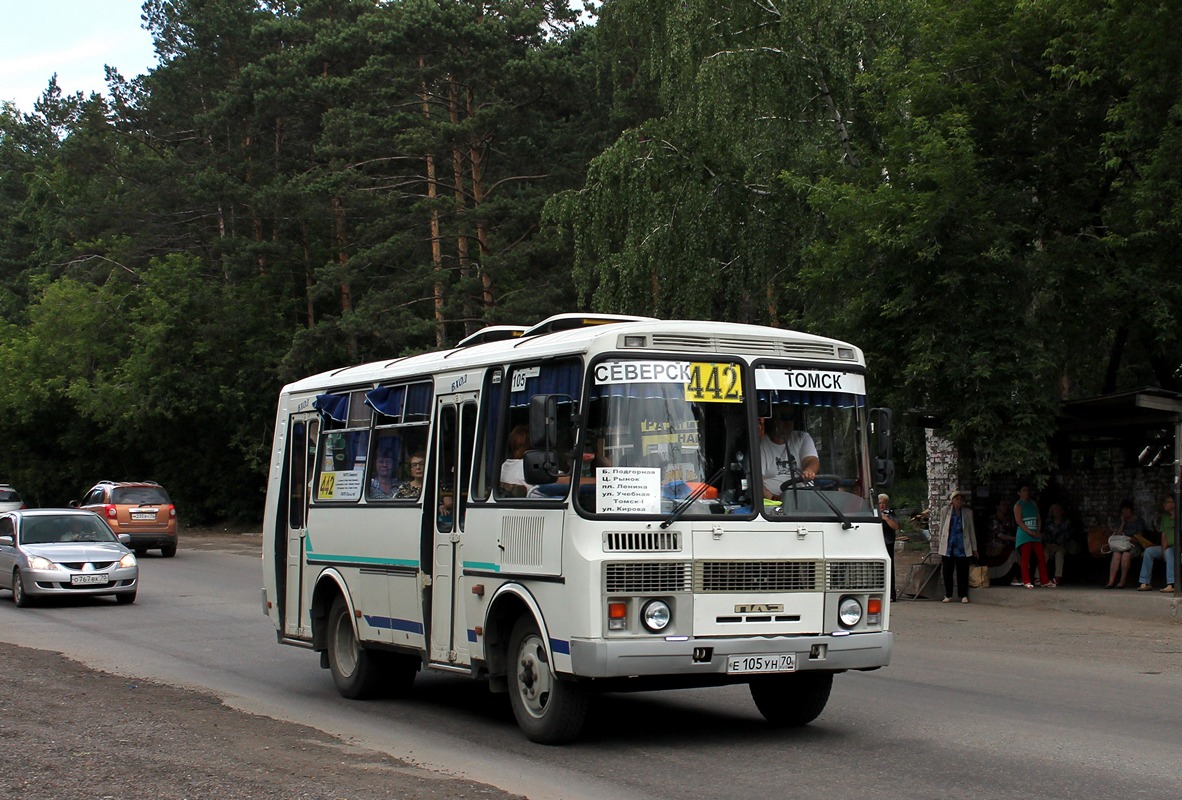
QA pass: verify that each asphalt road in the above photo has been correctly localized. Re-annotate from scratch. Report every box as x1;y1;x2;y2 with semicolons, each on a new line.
1;535;1179;800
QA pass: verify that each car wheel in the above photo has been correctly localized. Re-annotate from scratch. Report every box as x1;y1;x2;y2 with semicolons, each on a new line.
133;548;147;556
12;569;33;608
506;615;589;744
749;671;833;728
325;596;384;699
160;544;177;558
116;590;137;605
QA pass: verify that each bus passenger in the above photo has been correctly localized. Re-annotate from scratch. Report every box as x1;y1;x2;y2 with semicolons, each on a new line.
368;453;398;499
500;425;534;498
395;452;425;499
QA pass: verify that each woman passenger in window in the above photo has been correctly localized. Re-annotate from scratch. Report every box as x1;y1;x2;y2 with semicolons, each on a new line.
368;453;398;500
499;425;533;498
395;452;426;499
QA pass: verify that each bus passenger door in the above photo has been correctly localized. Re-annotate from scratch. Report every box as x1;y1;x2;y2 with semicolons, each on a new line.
430;397;477;666
285;414;318;638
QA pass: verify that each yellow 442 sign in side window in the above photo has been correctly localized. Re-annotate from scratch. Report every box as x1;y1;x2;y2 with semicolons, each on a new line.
684;362;743;403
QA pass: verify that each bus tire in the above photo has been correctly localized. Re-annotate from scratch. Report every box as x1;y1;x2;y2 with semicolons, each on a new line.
749;671;833;727
326;596;383;699
507;616;588;744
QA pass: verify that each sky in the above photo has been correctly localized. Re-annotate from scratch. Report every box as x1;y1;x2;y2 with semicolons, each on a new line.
0;1;158;113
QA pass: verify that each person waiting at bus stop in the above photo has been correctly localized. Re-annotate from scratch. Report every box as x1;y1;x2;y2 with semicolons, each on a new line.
1015;484;1055;589
936;489;978;603
760;405;819;499
1137;495;1175;593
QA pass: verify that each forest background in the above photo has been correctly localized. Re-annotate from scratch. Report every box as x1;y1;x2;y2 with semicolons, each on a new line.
0;0;1179;523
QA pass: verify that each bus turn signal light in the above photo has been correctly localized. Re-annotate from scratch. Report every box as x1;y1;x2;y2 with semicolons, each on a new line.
608;601;628;630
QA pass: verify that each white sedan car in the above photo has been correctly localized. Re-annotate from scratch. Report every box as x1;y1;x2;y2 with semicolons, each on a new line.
0;509;139;606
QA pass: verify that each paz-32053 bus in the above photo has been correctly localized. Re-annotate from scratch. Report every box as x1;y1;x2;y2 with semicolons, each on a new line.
261;314;894;743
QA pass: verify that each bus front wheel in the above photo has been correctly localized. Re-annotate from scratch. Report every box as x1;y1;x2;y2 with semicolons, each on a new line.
507;616;589;744
749;671;833;727
326;596;383;699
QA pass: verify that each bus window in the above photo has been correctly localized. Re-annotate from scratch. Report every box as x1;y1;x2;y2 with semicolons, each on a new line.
576;359;754;517
471;368;503;503
313;389;370;503
496;359;582;500
364;382;431;502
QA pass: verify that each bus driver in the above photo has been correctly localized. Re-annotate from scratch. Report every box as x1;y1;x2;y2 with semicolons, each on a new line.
761;405;819;499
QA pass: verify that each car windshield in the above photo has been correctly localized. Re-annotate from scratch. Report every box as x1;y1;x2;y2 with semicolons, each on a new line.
111;487;170;504
0;489;20;502
754;363;875;520
575;359;755;518
20;516;118;544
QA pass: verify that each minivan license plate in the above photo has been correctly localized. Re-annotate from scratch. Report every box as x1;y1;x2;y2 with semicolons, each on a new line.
71;574;108;586
726;654;796;674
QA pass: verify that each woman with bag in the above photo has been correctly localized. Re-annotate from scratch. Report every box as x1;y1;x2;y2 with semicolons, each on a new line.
937;489;978;603
1106;499;1146;589
1014;484;1055;588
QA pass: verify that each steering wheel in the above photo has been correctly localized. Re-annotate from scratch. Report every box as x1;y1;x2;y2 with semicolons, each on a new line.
780;474;845;492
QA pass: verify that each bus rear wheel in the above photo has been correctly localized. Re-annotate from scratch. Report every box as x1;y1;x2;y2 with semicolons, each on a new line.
326;596;384;699
507;616;589;744
749;671;833;727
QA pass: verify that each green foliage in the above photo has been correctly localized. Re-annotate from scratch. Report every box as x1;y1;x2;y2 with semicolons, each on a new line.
0;0;609;521
3;0;1182;520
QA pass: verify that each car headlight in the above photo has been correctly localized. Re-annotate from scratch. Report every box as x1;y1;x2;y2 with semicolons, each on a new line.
119;553;137;568
28;556;55;570
640;599;672;632
838;596;863;628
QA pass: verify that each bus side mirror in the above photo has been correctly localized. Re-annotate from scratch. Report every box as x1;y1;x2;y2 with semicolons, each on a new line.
523;448;559;484
870;407;895;488
529;394;557;450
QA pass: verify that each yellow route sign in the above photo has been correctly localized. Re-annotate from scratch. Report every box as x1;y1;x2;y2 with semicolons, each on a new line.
684;362;743;403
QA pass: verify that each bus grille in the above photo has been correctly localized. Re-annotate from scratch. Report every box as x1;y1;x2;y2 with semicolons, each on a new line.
605;562;693;593
694;560;821;592
826;560;886;592
603;531;682;552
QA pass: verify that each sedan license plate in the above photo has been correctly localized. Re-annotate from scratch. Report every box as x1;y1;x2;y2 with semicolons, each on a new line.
71;573;108;586
131;512;155;520
726;654;796;674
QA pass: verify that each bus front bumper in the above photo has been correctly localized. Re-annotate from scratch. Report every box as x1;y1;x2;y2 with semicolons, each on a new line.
567;630;892;678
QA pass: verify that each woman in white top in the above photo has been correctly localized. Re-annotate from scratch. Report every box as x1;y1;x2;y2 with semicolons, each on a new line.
500;425;534;497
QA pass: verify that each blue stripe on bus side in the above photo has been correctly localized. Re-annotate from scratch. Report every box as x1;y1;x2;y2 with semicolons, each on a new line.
468;629;478;642
549;638;570;655
363;615;424;634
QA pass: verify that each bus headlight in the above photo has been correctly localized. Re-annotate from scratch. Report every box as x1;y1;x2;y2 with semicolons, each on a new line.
640;599;672;632
838;597;863;628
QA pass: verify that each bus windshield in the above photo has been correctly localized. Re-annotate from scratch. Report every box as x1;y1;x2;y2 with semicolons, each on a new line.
754;363;874;520
576;359;756;518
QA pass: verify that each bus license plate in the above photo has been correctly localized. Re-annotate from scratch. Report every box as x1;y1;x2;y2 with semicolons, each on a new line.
727;654;796;674
71;574;108;586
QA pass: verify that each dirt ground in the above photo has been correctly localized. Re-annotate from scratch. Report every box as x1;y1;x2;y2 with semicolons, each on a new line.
0;526;525;800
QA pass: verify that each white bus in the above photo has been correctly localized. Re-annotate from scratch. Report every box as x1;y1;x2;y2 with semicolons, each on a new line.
261;314;895;743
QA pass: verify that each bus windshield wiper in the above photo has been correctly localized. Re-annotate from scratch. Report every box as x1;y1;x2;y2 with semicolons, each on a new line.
779;477;853;529
660;466;726;529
